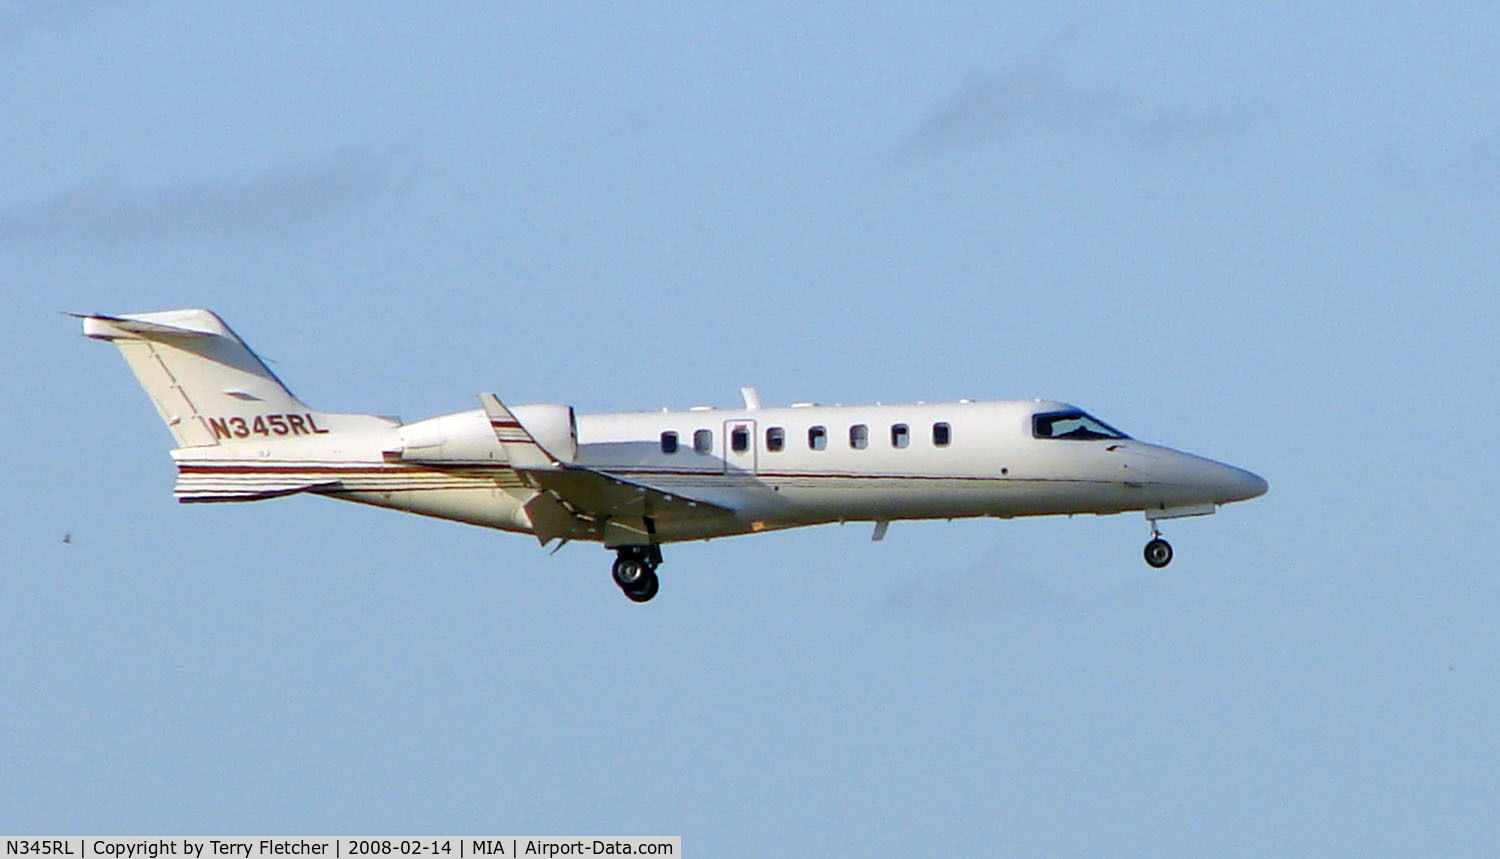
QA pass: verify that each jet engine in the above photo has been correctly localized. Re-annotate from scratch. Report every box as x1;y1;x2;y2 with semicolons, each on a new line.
507;403;578;463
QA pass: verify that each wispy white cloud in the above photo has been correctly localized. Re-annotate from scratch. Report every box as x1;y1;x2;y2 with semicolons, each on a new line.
0;0;111;47
900;61;1264;158
0;149;399;245
900;65;1123;157
1139;100;1268;148
1461;131;1500;186
880;559;1079;622
1376;130;1500;193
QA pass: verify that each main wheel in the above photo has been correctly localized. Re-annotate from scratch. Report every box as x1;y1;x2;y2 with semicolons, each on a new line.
623;571;660;603
612;556;648;588
1144;537;1174;568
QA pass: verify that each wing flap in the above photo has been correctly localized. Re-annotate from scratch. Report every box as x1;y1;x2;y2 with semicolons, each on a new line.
527;467;733;522
521;467;738;546
479;391;738;544
522;492;589;544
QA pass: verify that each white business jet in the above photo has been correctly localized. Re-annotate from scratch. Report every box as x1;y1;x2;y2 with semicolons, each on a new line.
81;309;1267;602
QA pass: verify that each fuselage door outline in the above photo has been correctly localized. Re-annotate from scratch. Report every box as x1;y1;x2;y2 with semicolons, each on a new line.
723;419;757;475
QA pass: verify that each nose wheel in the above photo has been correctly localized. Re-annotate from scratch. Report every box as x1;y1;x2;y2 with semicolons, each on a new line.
1143;523;1173;568
612;545;662;602
1144;537;1173;568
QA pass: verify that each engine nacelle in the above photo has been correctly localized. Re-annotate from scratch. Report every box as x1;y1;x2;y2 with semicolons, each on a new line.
394;403;577;465
396;409;502;463
508;403;578;464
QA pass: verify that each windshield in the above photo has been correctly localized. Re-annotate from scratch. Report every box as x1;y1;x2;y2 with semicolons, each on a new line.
1032;410;1129;441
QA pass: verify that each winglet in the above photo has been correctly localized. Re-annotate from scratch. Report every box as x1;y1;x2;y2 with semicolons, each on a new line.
479;393;561;469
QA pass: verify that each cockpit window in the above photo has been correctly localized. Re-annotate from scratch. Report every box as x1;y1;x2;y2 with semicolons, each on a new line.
1032;410;1129;441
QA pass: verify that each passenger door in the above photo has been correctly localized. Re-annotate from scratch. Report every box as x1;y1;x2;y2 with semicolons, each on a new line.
722;419;757;474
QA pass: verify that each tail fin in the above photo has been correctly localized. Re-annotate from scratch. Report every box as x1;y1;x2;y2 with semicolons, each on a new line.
80;309;317;447
83;309;401;503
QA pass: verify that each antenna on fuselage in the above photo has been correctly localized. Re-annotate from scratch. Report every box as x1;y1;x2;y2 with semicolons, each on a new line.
740;387;761;410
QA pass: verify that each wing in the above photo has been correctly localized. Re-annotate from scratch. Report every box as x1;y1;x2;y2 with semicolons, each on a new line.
480;393;738;546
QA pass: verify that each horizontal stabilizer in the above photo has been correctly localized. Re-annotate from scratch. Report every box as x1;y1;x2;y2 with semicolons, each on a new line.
173;465;337;503
76;312;216;340
176;481;338;503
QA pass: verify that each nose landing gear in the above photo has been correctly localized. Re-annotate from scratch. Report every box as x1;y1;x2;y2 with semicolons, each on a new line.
1143;523;1173;569
612;545;662;602
1144;537;1173;568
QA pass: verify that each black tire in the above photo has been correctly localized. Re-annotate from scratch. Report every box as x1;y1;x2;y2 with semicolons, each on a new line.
623;571;660;602
612;557;647;588
1144;538;1173;569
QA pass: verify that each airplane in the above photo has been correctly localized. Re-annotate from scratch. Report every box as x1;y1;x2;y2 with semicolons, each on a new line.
80;308;1267;602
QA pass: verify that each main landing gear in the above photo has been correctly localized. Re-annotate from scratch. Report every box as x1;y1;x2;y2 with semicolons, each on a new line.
1143;522;1174;569
612;545;662;602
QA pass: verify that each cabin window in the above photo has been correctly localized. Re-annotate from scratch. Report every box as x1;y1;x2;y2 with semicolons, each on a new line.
1032;410;1129;440
891;423;909;448
731;425;749;453
693;429;713;453
660;431;678;454
933;422;951;447
808;426;827;451
766;426;785;452
850;424;868;449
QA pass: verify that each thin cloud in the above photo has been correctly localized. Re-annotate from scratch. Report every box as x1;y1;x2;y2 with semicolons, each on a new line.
900;62;1264;159
881;558;1079;622
1376;130;1500;193
0;0;110;47
0;150;398;245
1461;131;1500;187
1139;100;1267;148
900;65;1123;157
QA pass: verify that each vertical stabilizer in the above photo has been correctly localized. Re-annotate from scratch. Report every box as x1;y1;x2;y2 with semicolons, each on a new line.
81;309;312;447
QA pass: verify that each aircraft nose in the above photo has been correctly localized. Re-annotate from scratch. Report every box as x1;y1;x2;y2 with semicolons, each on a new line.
1144;447;1268;506
1218;464;1269;503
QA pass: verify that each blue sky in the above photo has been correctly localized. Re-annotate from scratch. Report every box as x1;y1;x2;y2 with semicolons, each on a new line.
3;2;1497;853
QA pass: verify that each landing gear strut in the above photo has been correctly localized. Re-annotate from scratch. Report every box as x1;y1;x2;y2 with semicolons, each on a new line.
1143;522;1173;569
612;545;662;602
